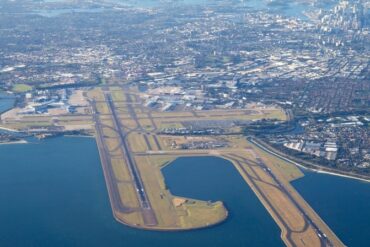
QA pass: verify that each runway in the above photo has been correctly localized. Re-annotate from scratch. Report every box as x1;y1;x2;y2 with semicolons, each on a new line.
223;150;342;247
92;94;158;227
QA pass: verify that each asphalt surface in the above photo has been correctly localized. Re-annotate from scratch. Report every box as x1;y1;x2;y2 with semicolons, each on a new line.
226;152;334;247
245;137;337;247
106;95;150;208
91;100;133;214
92;94;158;226
256;157;333;247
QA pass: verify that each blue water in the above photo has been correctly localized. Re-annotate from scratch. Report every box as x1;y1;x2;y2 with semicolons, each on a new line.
35;0;208;17
162;156;284;246
245;0;337;20
35;8;106;17
35;0;339;20
0;137;283;247
119;0;208;8
293;171;370;247
0;137;369;246
0;92;15;114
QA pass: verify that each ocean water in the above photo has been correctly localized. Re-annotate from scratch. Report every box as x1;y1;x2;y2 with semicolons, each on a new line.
34;0;339;20
293;171;370;247
244;0;337;20
0;138;283;247
0;137;369;246
0;92;15;114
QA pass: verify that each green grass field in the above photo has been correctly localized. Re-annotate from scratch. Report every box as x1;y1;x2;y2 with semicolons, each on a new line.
12;84;33;93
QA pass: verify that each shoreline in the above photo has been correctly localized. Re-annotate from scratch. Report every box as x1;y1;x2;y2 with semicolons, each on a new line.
0;126;20;133
248;137;370;184
0;139;28;145
64;134;95;138
222;152;344;246
314;170;370;183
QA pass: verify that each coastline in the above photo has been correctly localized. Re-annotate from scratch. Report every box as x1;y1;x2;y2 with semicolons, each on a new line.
315;170;370;183
64;134;95;138
248;137;370;184
0;140;28;145
0;126;20;133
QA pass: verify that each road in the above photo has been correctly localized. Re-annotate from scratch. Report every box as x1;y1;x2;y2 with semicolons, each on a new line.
248;136;370;183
